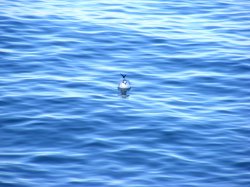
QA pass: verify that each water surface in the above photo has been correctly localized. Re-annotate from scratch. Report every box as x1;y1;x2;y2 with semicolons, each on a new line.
1;0;250;186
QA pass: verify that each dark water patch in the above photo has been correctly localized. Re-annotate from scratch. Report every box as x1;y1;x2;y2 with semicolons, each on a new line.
29;154;83;165
0;182;27;187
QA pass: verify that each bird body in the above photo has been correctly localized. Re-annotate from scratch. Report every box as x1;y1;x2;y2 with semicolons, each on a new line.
118;74;131;95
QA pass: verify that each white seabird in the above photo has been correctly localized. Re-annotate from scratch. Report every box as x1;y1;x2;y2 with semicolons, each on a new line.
118;74;131;95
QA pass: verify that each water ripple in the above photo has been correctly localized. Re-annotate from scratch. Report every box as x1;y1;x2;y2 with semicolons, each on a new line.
1;0;250;186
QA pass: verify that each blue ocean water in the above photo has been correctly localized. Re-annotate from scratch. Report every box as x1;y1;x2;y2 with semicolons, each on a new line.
1;0;250;186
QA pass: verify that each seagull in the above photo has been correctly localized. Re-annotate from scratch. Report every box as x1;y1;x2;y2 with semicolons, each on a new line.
118;74;131;95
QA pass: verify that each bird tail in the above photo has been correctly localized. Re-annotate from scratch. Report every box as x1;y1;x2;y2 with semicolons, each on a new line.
121;74;126;78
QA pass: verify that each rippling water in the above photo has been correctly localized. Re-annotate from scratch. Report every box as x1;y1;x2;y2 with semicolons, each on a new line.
1;0;250;186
